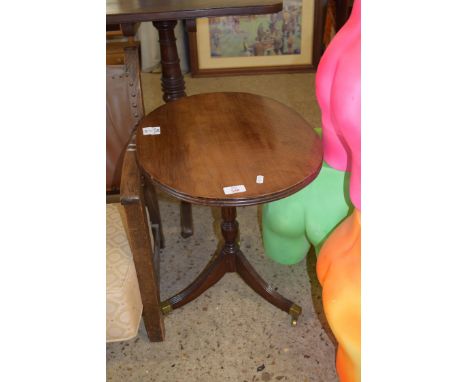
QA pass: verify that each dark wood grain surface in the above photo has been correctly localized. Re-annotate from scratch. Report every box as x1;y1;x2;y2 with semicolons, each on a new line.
107;0;283;24
136;92;322;206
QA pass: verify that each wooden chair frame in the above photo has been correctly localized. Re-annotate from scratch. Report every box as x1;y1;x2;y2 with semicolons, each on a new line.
120;134;165;342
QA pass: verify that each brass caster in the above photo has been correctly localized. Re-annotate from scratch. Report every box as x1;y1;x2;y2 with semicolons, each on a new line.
161;301;173;315
289;303;302;327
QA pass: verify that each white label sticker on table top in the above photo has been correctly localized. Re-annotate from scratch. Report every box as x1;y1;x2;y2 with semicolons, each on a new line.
256;175;264;184
143;126;161;135
223;185;246;195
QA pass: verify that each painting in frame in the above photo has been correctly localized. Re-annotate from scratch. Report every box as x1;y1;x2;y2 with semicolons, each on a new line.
188;0;326;77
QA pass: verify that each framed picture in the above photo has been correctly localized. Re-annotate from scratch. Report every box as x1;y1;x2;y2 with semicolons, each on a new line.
187;0;328;77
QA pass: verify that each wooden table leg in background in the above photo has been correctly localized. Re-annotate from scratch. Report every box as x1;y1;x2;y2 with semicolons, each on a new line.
153;20;186;102
153;19;193;238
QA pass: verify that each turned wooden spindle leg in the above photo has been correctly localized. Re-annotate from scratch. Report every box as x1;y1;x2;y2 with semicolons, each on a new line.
221;207;239;272
153;20;193;238
153;20;186;102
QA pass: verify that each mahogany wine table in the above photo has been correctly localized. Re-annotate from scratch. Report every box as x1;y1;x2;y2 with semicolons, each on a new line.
136;92;323;324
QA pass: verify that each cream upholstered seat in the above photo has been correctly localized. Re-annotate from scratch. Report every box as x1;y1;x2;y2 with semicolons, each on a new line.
106;203;143;342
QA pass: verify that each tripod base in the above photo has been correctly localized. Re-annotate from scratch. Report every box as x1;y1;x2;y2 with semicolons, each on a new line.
161;207;302;326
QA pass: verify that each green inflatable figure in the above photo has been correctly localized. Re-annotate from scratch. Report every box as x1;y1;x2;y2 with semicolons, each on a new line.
262;130;352;265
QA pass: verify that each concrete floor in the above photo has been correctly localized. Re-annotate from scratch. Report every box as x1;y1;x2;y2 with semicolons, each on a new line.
106;72;339;382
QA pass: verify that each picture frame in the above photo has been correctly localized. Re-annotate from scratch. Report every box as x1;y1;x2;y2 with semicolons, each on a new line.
187;0;328;77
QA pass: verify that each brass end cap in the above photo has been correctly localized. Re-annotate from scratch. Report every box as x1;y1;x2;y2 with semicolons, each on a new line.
289;303;302;319
161;301;173;315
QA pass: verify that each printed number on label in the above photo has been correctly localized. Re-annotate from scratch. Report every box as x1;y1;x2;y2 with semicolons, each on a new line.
143;126;161;135
223;185;246;195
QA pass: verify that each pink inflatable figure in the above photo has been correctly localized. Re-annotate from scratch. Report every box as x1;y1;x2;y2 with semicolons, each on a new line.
315;2;361;381
316;0;361;210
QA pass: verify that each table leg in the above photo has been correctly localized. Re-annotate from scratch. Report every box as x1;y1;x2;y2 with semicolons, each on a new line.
153;20;193;238
179;201;193;238
161;206;301;325
162;251;227;313
236;251;302;325
153;20;186;102
220;206;241;271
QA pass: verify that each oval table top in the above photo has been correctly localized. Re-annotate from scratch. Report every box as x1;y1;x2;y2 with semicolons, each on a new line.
136;92;323;207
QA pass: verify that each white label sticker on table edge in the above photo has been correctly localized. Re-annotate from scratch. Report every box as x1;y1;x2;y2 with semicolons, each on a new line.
256;175;264;184
223;185;246;195
143;126;161;135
